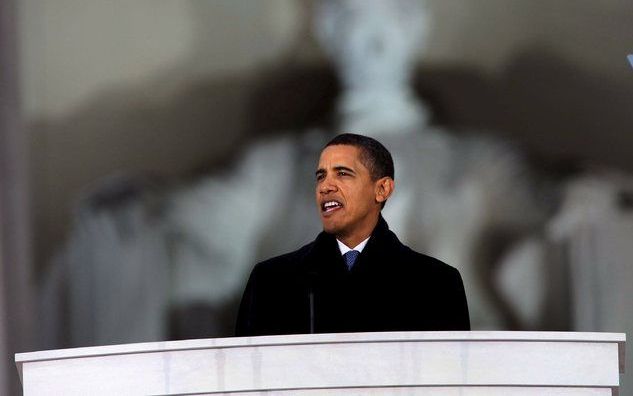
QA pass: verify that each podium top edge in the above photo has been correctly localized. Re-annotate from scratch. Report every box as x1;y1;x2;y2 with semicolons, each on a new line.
15;331;625;364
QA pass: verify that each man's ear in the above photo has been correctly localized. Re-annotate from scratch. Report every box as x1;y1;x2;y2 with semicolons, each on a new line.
375;177;395;204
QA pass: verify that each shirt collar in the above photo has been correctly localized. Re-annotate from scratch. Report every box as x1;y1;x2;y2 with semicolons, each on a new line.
336;236;370;256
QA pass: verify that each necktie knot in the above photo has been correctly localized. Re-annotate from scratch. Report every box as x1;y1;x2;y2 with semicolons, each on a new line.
344;250;360;270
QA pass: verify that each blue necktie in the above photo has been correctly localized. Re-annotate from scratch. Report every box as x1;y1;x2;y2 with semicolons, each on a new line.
344;250;360;270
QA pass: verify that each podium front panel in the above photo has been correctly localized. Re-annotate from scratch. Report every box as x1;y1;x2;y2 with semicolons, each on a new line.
16;331;626;395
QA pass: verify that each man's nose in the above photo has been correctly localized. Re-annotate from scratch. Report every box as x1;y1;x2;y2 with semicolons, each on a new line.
319;176;337;194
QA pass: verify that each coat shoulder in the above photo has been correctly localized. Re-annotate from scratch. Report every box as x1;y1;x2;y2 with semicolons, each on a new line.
399;245;462;279
252;240;315;276
381;227;460;278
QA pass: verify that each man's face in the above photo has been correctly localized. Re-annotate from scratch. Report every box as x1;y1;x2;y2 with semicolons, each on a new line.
315;145;381;241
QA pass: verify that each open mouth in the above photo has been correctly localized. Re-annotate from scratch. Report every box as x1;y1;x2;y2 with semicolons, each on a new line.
321;200;343;214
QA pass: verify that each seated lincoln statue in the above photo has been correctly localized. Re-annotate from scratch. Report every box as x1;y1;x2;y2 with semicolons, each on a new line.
236;133;470;336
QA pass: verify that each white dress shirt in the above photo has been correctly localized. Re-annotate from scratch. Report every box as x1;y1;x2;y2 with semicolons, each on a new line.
336;236;370;256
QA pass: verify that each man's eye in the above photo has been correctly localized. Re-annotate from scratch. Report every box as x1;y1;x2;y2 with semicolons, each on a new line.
337;171;348;176
316;174;324;181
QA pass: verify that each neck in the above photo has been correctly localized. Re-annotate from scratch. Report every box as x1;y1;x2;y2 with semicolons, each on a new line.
337;214;380;249
338;87;429;135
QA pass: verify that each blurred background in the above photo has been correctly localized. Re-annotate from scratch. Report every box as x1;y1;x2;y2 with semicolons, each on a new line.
2;0;633;394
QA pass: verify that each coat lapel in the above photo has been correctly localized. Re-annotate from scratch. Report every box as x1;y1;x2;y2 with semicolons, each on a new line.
305;215;398;275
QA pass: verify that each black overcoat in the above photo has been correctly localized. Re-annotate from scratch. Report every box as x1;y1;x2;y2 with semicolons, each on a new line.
236;216;470;336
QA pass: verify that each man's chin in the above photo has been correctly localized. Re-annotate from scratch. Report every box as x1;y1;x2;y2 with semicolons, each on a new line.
321;224;338;235
321;219;343;235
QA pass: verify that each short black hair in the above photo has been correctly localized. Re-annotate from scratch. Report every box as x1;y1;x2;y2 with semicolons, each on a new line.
324;133;395;181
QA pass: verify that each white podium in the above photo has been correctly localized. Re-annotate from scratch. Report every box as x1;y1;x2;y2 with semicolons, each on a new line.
16;331;626;395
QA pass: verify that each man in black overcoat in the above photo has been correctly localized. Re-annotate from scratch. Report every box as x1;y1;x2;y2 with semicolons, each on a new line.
236;133;470;336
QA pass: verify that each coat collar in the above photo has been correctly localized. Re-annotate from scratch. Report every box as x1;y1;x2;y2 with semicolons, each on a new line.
307;215;397;274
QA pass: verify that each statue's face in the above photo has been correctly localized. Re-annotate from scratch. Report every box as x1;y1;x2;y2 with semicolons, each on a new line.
315;145;381;241
314;0;428;89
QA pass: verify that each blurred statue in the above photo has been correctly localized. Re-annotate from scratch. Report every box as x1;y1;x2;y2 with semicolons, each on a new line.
547;171;633;389
315;0;551;329
39;176;171;346
315;0;431;133
548;171;633;332
42;0;559;347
